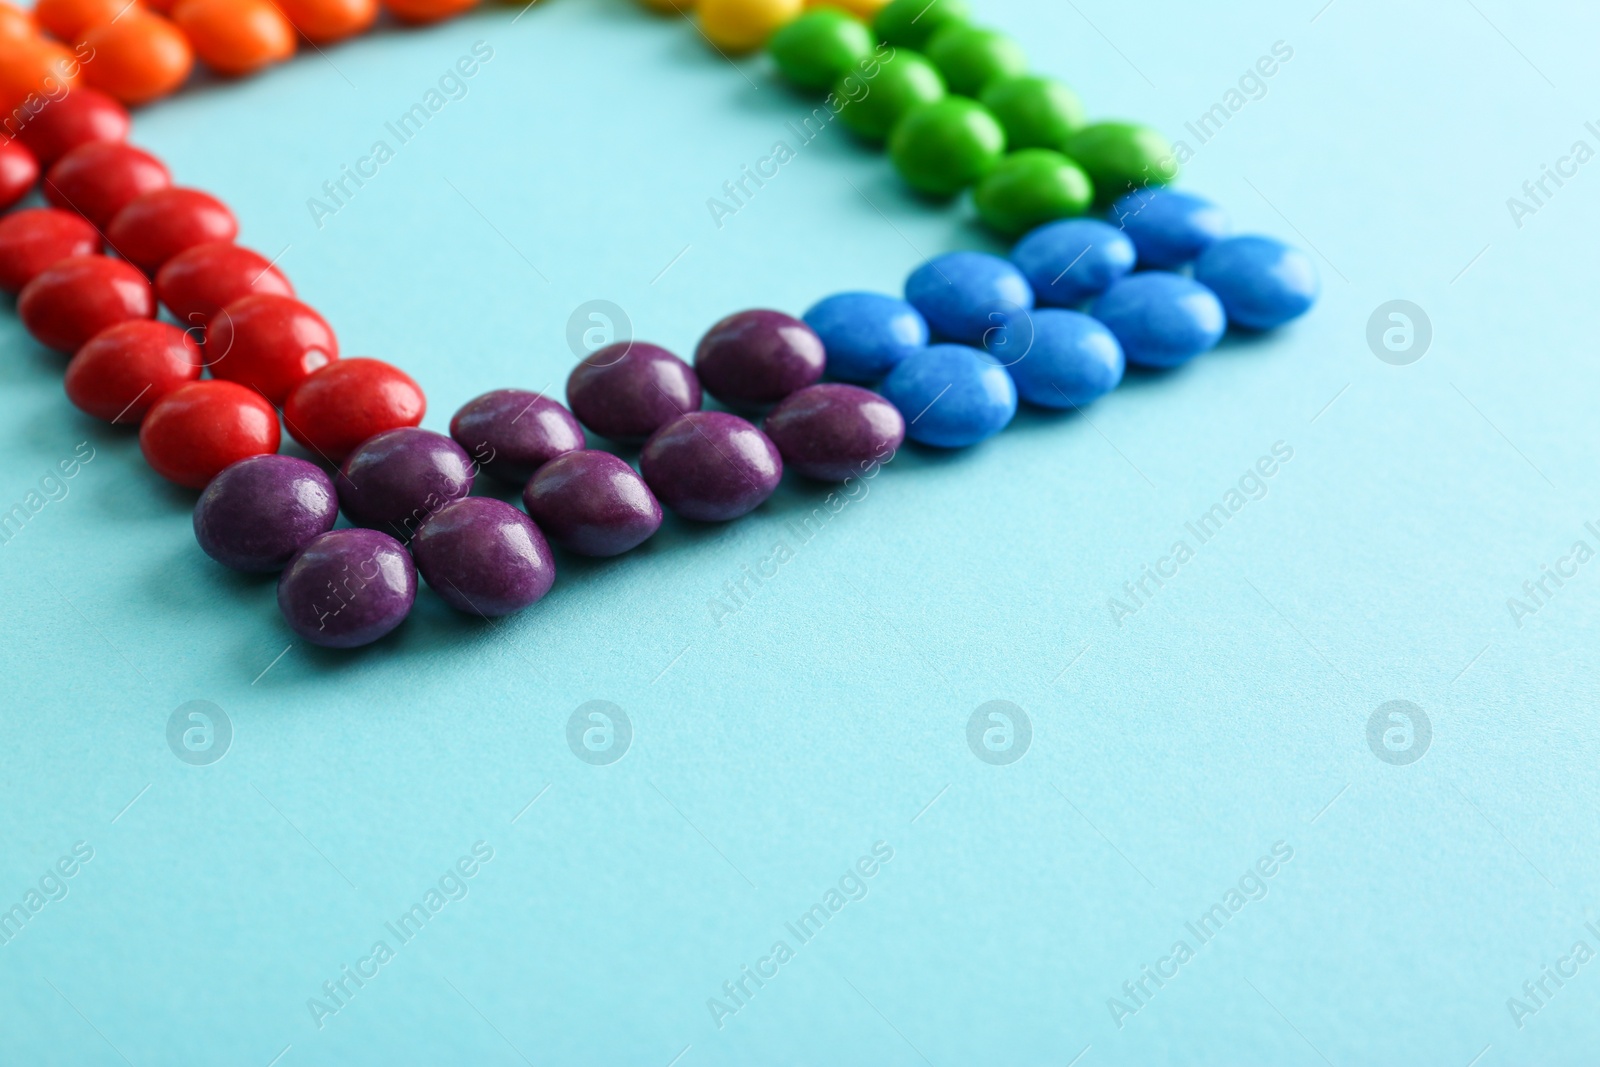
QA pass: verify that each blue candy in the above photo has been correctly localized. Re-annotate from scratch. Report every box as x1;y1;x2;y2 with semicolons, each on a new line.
992;308;1124;408
1092;273;1225;369
1010;219;1136;307
904;251;1034;346
802;291;929;382
1109;188;1229;269
1194;235;1320;330
880;344;1017;448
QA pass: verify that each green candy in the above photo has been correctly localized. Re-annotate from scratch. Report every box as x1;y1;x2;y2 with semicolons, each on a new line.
925;24;1026;97
980;74;1085;151
873;0;970;50
837;50;945;142
769;9;875;93
974;149;1093;236
1063;121;1178;204
889;97;1006;198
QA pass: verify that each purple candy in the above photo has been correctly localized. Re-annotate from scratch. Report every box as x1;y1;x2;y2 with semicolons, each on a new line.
412;497;556;616
277;528;416;648
522;450;663;557
762;384;905;482
693;308;825;409
449;389;584;485
193;455;338;572
337;428;474;540
566;342;702;443
640;411;782;522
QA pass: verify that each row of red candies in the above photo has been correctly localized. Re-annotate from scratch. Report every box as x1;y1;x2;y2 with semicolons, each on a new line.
0;87;427;488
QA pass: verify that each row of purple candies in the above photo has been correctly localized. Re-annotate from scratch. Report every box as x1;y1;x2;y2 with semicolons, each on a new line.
192;308;901;648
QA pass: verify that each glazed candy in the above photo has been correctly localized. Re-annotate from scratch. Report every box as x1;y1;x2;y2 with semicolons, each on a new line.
274;0;378;44
836;50;944;142
1063;122;1177;205
1111;188;1228;269
1194;235;1319;330
18;254;152;351
995;308;1123;408
44;141;172;228
566;342;702;443
337;427;474;539
450;389;584;485
762;383;905;481
693;309;825;409
873;0;968;49
283;358;426;462
974;149;1093;237
522;450;663;557
880;343;1017;447
105;186;237;273
277;528;416;648
802;291;928;383
889;97;1007;198
412;497;556;616
0;208;100;293
155;242;294;328
79;12;195;105
979;74;1085;152
193;454;338;571
1092;272;1226;368
206;293;337;404
65;320;201;423
172;0;296;76
767;7;873;91
696;0;800;52
925;24;1026;97
905;250;1033;345
1011;218;1135;306
16;87;129;167
0;137;37;211
640;412;782;521
138;380;281;489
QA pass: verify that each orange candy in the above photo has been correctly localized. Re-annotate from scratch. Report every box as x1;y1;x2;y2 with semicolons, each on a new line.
381;0;480;26
34;0;136;42
0;38;84;118
79;12;193;105
275;0;377;44
0;1;37;44
172;0;294;77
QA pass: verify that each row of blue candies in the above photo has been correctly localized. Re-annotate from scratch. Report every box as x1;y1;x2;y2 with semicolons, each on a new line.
809;187;1320;447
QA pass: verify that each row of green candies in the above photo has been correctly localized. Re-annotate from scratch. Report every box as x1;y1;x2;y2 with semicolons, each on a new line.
766;0;1176;236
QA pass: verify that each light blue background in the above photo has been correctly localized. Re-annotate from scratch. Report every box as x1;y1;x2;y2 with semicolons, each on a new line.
3;0;1599;1063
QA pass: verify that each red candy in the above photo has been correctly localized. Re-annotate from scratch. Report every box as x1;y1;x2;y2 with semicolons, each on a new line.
15;86;130;168
105;186;237;273
17;254;152;351
207;293;336;404
155;241;293;329
283;357;425;462
0;136;38;210
65;319;201;423
43;140;171;228
139;379;280;489
0;207;99;293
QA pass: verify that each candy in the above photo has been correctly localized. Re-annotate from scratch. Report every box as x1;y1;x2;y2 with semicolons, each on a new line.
283;358;426;462
412;497;555;616
879;343;1016;447
33;0;126;42
43;141;171;228
905;250;1033;345
566;342;701;444
337;427;473;539
768;8;873;91
18;254;152;351
105;186;238;273
979;74;1084;152
1193;235;1319;330
925;23;1025;97
1091;272;1225;368
873;0;968;49
522;450;663;557
277;528;415;648
193;454;338;571
1063;122;1176;205
697;0;802;53
0;39;82;117
274;0;377;43
0;208;100;293
155;242;294;329
79;12;195;106
889;97;1006;198
0;1;34;42
382;0;479;24
640;411;782;521
762;383;904;481
138;380;281;488
1111;188;1228;269
802;291;927;382
974;149;1092;236
65;320;201;423
172;0;295;76
15;87;129;167
836;50;944;142
448;389;583;485
1010;218;1135;306
694;308;825;409
207;294;337;404
994;308;1123;408
0;137;38;210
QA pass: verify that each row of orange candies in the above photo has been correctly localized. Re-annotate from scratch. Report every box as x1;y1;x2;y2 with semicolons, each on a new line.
0;0;515;113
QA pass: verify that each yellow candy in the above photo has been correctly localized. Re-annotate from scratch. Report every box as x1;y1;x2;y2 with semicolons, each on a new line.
637;0;695;13
805;0;887;19
697;0;802;53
